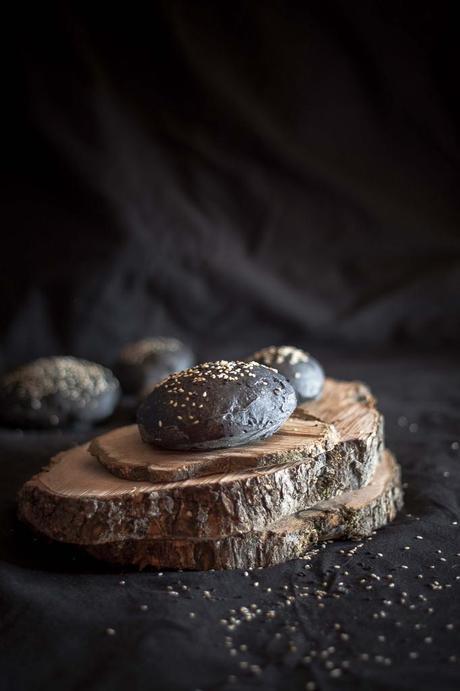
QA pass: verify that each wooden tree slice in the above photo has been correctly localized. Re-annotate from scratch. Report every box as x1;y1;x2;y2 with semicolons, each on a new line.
89;379;379;483
29;450;404;570
18;380;383;541
89;417;338;482
88;450;402;570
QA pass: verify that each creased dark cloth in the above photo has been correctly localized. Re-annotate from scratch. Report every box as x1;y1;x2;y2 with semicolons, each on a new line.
2;3;460;372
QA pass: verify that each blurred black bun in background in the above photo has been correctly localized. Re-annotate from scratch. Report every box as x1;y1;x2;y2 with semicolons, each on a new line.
114;337;194;397
2;2;459;373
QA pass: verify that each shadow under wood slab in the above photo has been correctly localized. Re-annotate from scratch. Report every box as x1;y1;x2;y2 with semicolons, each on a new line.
18;381;383;541
21;450;403;570
89;379;379;482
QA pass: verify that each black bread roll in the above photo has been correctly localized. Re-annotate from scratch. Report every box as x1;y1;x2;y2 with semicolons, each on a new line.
114;337;194;396
0;356;120;428
137;360;297;451
249;346;324;403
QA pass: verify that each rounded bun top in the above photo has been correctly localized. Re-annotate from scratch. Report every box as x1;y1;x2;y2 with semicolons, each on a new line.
249;345;325;403
118;337;191;366
0;356;120;427
137;360;297;451
114;337;194;397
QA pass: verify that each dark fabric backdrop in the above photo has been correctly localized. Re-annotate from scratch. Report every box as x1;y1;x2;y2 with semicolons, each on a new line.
1;3;459;691
2;2;459;370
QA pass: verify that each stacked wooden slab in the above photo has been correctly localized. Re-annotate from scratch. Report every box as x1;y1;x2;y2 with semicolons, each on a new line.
18;379;403;570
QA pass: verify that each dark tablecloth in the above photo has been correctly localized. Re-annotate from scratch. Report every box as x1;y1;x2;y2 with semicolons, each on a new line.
1;351;459;691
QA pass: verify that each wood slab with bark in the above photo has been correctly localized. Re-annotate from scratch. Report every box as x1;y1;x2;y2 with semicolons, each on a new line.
22;450;403;570
89;416;338;482
88;450;402;570
89;379;380;483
